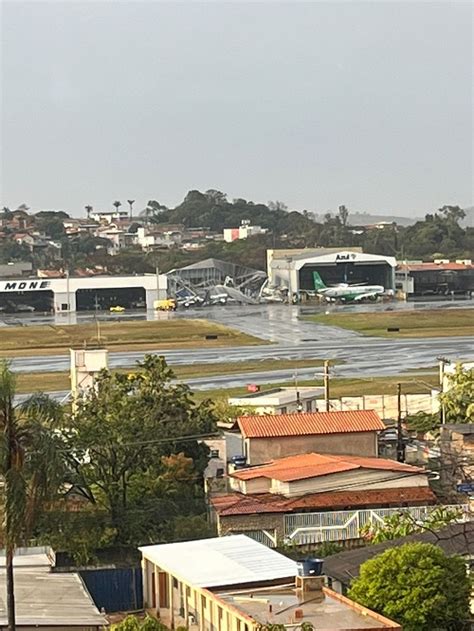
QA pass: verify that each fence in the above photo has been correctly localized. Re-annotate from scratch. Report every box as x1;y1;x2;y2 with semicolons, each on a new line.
80;567;143;613
283;504;470;546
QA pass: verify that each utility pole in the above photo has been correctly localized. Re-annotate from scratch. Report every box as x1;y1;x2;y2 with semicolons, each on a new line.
437;356;449;425
324;360;330;412
4;387;16;631
396;382;405;463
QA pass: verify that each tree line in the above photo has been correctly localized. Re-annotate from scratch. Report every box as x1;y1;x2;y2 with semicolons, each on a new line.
1;194;473;274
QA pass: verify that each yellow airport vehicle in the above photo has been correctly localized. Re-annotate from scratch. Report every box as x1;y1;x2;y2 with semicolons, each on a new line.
154;298;177;312
109;305;126;313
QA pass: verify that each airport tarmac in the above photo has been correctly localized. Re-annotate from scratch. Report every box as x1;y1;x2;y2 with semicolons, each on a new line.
8;304;474;399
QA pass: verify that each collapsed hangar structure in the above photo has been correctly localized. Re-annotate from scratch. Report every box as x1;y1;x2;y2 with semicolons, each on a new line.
267;248;397;296
166;258;267;304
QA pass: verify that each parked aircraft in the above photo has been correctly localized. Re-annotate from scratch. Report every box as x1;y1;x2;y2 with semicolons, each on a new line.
312;271;384;302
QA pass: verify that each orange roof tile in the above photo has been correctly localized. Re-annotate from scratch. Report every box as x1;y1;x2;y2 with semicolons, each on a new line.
231;453;423;483
237;410;384;439
211;487;436;516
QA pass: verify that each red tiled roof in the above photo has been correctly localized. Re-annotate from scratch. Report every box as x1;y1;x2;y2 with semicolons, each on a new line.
237;410;384;439
398;262;474;271
231;453;423;483
211;487;436;516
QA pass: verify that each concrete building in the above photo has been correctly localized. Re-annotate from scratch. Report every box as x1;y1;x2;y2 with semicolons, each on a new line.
210;453;436;545
0;273;167;313
89;209;129;224
223;221;267;243
267;248;396;296
395;261;474;299
0;547;107;630
228;387;323;415
70;348;109;400
140;535;400;630
0;261;33;278
237;410;385;465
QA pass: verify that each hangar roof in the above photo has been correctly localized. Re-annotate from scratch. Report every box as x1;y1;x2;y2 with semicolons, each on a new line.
270;250;397;270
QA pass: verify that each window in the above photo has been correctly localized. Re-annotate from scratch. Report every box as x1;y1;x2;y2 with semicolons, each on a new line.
210;449;219;459
216;468;224;478
306;400;313;412
281;406;287;414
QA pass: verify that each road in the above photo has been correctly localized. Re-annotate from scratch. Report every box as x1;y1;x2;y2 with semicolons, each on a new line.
9;305;474;402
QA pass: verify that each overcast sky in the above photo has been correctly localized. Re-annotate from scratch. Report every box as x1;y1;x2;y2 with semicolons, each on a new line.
1;1;472;217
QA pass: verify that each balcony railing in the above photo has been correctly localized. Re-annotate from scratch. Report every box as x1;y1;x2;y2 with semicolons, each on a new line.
283;504;470;546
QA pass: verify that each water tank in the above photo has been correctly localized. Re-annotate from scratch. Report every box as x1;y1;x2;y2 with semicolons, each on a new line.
230;455;247;469
296;558;324;577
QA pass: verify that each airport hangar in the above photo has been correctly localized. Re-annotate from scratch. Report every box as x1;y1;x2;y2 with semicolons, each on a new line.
267;248;397;295
0;274;168;313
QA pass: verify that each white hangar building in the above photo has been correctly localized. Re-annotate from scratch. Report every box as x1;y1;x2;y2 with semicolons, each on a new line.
267;248;397;295
0;274;167;313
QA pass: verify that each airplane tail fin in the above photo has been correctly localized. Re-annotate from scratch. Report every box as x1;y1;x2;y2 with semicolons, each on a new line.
312;271;327;291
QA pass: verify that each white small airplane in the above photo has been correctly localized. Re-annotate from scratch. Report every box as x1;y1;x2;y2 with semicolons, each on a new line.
312;271;384;302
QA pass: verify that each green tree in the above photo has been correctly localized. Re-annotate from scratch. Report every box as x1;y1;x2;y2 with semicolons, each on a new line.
65;355;217;545
439;364;474;423
348;542;471;631
360;506;462;543
0;362;66;631
111;615;167;631
404;411;440;435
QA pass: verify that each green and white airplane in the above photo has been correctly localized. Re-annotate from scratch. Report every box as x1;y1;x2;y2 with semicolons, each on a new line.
312;271;384;302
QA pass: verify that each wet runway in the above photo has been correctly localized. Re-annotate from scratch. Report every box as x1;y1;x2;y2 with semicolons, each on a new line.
8;303;474;398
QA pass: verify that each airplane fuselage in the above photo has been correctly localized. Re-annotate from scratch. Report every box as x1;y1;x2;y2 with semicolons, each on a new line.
319;284;384;302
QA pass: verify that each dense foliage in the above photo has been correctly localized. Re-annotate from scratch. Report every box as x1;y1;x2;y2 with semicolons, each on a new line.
1;195;472;273
0;357;218;562
360;506;462;543
348;542;471;631
439;364;474;423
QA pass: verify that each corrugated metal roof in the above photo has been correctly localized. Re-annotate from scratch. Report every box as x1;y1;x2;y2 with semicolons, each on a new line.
211;487;436;516
0;568;107;626
139;535;296;588
238;410;384;439
231;453;422;482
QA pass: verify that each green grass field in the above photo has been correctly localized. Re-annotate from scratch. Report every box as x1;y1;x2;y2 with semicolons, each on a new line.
0;319;264;357
305;308;474;337
192;372;439;402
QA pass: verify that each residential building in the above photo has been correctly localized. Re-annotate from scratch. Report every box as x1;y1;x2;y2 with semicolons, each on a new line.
237;410;385;465
228;387;323;415
140;535;400;630
89;209;129;224
0;261;33;278
210;453;436;545
0;546;107;630
135;225;184;251
323;521;474;594
223;221;267;242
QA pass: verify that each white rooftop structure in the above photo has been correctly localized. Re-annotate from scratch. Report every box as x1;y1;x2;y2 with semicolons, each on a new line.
139;534;297;589
229;386;323;414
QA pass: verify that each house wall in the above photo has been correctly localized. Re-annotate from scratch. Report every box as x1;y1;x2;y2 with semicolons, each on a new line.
273;470;428;497
142;557;255;631
245;432;378;465
217;512;285;540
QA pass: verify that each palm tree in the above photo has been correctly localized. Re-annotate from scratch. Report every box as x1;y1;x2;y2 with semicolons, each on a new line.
0;361;66;631
84;205;93;220
113;201;122;216
127;200;135;221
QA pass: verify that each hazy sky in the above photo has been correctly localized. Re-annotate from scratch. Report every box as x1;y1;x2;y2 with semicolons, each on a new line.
1;1;473;217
